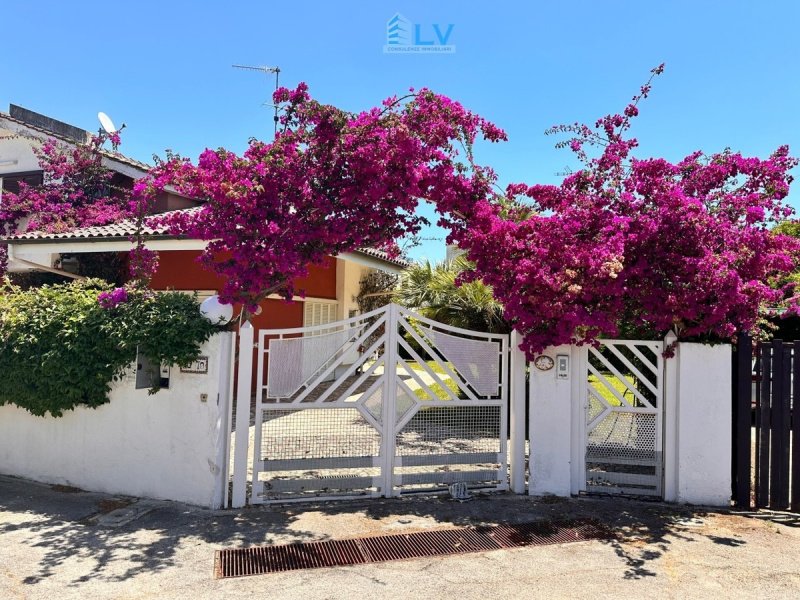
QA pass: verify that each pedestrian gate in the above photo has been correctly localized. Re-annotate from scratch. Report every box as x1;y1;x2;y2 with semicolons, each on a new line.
250;303;509;503
580;340;664;497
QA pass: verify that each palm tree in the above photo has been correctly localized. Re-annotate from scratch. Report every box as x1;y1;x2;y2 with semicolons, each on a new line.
395;256;509;333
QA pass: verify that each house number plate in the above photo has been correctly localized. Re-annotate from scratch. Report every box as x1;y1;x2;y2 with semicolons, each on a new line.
180;356;209;374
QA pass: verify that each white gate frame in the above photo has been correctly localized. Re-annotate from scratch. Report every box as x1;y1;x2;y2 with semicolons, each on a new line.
231;303;511;505
577;339;664;497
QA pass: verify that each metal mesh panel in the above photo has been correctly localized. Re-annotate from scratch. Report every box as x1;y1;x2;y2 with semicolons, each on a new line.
258;408;382;500
267;327;359;398
394;405;503;492
420;327;501;397
587;412;657;461
587;394;604;424
362;386;383;424
260;408;380;460
394;387;415;421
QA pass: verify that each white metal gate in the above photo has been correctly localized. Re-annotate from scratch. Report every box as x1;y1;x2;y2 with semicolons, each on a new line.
249;303;509;503
580;339;664;497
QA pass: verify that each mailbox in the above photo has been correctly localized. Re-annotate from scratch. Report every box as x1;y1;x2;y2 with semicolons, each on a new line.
135;349;171;389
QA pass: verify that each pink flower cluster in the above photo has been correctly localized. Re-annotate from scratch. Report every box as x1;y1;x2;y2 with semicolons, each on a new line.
4;67;798;359
98;287;128;309
448;66;800;356
142;84;506;310
128;245;159;283
0;132;131;275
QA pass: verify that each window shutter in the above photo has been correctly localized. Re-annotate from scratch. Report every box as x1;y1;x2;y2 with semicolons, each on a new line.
303;301;339;329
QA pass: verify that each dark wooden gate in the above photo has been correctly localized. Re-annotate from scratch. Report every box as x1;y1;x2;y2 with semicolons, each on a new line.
732;334;799;511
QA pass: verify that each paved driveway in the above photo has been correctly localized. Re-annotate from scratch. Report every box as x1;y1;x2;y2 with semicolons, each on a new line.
1;475;799;599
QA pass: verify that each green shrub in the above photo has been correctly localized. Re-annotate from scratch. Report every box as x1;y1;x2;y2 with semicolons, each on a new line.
0;279;223;417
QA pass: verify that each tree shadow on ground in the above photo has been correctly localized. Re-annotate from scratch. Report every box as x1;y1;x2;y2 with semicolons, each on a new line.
0;476;771;588
0;477;318;588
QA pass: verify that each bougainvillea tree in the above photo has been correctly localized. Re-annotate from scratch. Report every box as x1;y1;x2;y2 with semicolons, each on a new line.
142;68;799;355
0;131;158;288
447;65;800;356
142;84;506;313
0;131;129;275
5;66;797;356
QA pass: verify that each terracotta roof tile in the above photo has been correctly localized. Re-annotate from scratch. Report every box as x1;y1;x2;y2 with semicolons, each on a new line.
7;207;198;241
7;207;409;268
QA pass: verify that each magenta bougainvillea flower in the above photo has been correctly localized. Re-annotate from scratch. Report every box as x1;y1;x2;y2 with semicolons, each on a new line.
446;66;800;356
97;287;128;309
3;66;798;357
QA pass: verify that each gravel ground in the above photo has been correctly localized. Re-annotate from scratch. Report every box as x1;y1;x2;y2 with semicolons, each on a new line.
2;474;799;600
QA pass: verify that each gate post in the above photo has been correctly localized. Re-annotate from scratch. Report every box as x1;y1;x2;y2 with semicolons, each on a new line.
231;321;254;508
381;303;399;498
662;330;679;502
509;330;527;493
733;333;753;507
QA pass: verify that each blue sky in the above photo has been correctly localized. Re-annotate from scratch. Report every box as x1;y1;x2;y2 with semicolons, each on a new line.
3;1;799;262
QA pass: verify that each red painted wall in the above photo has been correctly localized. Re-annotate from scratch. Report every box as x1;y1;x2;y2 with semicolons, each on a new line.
148;250;338;330
147;250;339;395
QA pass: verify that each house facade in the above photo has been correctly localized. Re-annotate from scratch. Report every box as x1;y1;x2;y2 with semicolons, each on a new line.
1;104;406;331
6;215;405;331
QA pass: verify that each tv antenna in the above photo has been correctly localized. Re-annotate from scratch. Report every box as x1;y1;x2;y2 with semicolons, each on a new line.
233;64;281;137
554;165;574;177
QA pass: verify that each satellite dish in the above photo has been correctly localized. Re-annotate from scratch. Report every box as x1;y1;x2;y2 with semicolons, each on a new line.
97;111;117;134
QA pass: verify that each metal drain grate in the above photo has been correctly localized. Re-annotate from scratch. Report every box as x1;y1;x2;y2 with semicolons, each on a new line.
214;519;611;579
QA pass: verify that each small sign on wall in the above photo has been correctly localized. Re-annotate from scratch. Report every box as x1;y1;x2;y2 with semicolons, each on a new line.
556;354;569;380
180;356;209;374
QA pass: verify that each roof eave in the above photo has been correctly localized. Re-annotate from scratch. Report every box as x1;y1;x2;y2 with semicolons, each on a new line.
6;234;409;273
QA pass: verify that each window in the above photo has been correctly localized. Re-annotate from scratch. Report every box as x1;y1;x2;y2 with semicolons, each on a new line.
0;171;43;205
0;171;44;195
304;301;338;328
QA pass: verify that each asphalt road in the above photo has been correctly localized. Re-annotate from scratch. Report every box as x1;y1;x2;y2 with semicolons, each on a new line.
1;475;799;599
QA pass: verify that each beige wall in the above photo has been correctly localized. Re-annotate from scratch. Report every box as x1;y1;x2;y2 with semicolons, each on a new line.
335;258;371;319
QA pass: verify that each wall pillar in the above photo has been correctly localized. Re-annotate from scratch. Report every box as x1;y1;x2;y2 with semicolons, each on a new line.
674;342;732;505
231;321;254;508
509;331;527;494
528;344;573;496
662;331;679;502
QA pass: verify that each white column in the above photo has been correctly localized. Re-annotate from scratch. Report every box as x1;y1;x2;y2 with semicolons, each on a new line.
675;342;732;505
214;331;236;510
662;331;679;502
528;344;573;497
231;321;254;508
381;303;399;497
569;345;586;494
509;330;527;494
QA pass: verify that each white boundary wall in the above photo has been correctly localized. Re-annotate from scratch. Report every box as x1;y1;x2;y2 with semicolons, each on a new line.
0;332;235;508
525;339;732;506
664;342;732;505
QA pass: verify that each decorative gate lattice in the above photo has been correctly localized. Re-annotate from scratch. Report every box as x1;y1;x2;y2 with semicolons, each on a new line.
582;340;663;497
250;303;509;503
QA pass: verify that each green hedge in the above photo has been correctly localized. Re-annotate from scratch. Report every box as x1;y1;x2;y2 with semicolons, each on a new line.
0;279;223;417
